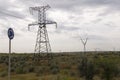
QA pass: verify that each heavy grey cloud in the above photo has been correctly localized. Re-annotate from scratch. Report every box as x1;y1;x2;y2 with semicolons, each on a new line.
0;0;120;20
0;0;25;18
0;0;120;52
30;0;120;11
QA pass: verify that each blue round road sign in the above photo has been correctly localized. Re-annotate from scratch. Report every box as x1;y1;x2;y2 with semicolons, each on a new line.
8;28;14;40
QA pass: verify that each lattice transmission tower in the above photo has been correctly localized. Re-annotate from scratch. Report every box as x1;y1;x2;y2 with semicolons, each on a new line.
28;5;57;55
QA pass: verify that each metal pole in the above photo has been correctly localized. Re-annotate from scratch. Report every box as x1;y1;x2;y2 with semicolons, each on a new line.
8;39;11;80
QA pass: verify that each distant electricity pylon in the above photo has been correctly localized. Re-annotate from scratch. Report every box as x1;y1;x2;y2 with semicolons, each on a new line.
80;36;88;53
28;5;57;55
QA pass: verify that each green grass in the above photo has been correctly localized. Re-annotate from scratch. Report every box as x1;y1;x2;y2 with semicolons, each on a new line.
0;73;81;80
0;52;120;80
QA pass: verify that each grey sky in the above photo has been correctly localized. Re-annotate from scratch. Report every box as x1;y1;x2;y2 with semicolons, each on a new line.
0;0;120;53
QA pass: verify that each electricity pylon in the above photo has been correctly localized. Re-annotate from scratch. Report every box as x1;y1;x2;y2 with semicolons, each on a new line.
28;5;57;55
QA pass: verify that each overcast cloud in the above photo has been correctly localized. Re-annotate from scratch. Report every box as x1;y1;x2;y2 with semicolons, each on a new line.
0;0;120;53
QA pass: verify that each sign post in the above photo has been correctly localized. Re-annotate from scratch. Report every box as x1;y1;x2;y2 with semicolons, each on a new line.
8;28;14;80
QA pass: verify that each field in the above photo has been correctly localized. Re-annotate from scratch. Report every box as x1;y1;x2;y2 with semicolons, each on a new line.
0;52;120;80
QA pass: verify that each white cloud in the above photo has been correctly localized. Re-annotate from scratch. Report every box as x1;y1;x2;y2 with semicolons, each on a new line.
0;0;120;53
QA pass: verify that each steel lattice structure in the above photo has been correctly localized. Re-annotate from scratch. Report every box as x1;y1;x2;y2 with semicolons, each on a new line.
28;5;57;55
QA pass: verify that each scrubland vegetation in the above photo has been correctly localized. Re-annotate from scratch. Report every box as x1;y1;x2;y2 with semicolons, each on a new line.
0;52;120;80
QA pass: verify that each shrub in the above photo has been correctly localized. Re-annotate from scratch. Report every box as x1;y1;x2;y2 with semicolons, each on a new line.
78;57;87;77
35;66;44;76
50;63;59;74
28;65;34;72
0;71;7;77
16;67;25;74
101;61;119;80
85;62;95;80
78;57;95;80
70;71;76;77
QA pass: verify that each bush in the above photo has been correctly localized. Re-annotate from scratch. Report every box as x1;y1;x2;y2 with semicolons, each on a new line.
78;57;95;80
50;63;59;74
35;66;44;76
101;61;119;80
85;62;95;80
16;67;26;74
78;57;87;77
28;65;34;72
70;71;76;77
0;71;7;77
